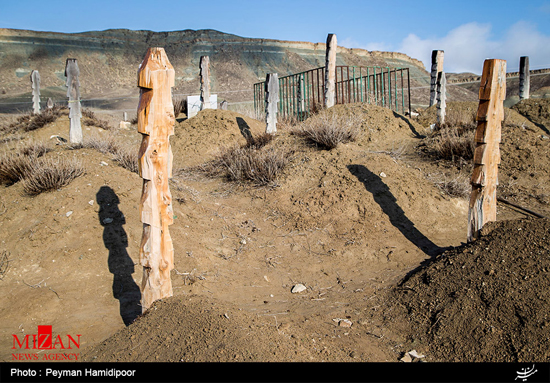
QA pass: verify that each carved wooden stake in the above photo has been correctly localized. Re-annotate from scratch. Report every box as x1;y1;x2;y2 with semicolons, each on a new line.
30;70;41;115
436;71;446;125
65;59;82;144
47;97;53;109
220;100;228;110
429;50;444;107
467;59;506;242
137;47;175;311
519;56;530;100
324;33;337;108
199;55;211;110
265;73;279;134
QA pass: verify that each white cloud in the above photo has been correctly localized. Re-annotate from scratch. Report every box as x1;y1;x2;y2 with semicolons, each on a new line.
398;21;550;74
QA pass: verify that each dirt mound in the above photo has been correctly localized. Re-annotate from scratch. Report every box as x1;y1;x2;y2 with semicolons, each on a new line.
172;109;265;167
512;98;550;134
386;217;550;362
82;294;337;362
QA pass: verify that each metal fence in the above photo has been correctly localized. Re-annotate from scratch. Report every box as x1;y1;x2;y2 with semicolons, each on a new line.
254;65;411;120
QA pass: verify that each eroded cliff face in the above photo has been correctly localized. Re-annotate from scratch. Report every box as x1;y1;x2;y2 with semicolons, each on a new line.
0;28;428;104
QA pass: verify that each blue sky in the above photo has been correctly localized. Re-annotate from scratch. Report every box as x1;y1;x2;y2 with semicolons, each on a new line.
1;0;550;74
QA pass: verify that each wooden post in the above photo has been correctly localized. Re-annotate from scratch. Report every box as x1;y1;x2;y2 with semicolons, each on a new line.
436;71;446;125
297;73;305;117
30;70;40;115
519;56;530;101
324;33;337;108
220;100;228;110
137;47;175;311
65;58;82;144
199;55;211;110
47;97;53;109
429;50;444;107
467;59;506;242
265;73;279;134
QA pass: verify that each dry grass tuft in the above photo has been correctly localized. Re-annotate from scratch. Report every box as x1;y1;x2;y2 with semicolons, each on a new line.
196;137;291;187
0;154;33;185
0;140;52;184
2;105;66;134
70;133;139;173
113;146;139;174
426;127;475;163
82;108;112;130
292;112;362;149
429;173;471;199
21;156;84;195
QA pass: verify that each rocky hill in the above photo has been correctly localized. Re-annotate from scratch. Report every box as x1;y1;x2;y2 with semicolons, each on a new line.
0;28;473;112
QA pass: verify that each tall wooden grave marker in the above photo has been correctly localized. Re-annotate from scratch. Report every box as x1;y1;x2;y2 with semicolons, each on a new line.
65;59;82;144
324;33;337;108
265;73;279;134
519;56;530;100
436;71;446;125
200;55;211;110
467;59;506;242
30;70;41;115
137;47;175;311
429;50;444;107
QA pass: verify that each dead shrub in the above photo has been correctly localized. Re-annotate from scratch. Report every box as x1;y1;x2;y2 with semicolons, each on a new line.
292;112;362;149
198;142;291;186
0;140;51;184
75;133;121;154
0;154;33;185
6;106;65;133
429;173;471;199
425;126;475;164
113;146;139;174
82;108;111;130
21;156;84;195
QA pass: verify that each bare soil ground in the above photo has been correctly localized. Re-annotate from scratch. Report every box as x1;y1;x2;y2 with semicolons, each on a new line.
0;101;548;362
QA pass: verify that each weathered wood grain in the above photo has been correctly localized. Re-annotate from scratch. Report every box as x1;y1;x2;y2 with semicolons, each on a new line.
137;47;175;311
324;34;337;108
265;73;279;134
467;59;506;242
65;59;82;144
30;70;40;115
200;56;211;110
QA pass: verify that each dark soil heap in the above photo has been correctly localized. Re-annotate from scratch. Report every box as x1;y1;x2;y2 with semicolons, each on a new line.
389;218;550;362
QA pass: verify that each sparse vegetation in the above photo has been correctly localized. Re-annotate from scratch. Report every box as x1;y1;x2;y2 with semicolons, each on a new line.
3;105;65;133
195;136;291;186
113;145;139;174
70;133;139;173
0;140;51;184
21;156;84;195
82;108;112;130
292;112;362;149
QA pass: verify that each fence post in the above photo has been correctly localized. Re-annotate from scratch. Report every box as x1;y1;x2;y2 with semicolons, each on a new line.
324;33;337;108
467;59;506;242
429;50;444;107
436;71;446;125
65;59;82;144
137;47;175;311
200;55;211;110
519;56;530;101
30;70;40;115
265;73;279;134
